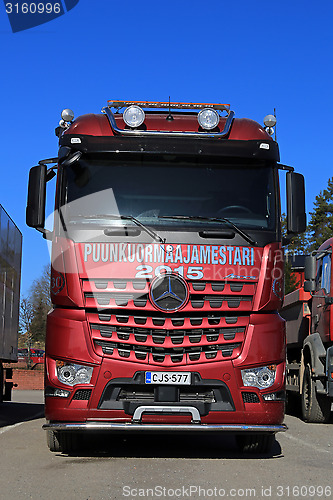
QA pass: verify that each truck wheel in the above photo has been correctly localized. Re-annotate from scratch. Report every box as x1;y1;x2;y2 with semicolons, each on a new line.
59;432;81;454
47;431;81;453
46;430;62;452
236;433;275;454
301;363;331;423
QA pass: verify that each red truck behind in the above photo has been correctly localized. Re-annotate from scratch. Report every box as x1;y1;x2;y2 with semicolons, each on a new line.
281;241;333;422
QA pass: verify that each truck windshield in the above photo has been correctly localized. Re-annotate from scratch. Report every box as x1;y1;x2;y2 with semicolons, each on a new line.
60;157;277;231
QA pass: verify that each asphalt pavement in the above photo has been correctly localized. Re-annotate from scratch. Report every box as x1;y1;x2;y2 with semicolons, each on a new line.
0;391;332;500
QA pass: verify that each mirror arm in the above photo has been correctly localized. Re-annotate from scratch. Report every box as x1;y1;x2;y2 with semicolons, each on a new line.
282;235;293;246
46;167;57;182
278;164;294;172
37;228;53;240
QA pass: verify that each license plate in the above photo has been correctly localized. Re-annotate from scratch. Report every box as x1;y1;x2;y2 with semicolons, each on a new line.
145;371;191;385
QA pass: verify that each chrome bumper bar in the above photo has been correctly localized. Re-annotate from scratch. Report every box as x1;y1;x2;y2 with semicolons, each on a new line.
43;422;287;434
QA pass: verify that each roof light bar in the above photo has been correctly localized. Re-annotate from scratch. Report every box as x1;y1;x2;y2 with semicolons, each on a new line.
107;100;230;112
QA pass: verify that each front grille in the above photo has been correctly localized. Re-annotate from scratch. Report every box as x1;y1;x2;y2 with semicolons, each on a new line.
95;338;241;363
117;387;216;403
91;323;243;344
83;278;255;312
85;276;252;366
98;373;235;413
97;312;244;327
88;310;247;366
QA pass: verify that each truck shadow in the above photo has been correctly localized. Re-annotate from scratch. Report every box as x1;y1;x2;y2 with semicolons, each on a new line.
61;433;283;460
0;401;44;428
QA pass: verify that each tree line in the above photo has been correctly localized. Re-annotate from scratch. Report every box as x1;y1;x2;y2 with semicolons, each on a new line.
283;176;333;293
283;176;333;255
19;265;51;353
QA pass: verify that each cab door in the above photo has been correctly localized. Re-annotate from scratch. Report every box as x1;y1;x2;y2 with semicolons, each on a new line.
312;253;331;343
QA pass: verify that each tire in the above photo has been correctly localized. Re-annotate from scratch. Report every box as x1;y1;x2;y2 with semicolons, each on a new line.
46;430;62;452
47;431;81;453
301;363;331;423
236;433;275;454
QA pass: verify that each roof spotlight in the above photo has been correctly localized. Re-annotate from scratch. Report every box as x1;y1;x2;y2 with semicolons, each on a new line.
61;109;75;123
198;108;220;130
123;105;145;128
264;114;276;128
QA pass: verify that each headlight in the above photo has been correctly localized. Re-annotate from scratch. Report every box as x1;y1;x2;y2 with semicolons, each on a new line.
197;108;219;130
56;361;93;387
123;105;145;128
241;365;277;389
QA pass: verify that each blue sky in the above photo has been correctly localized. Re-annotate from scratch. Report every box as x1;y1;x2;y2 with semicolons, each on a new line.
1;0;332;296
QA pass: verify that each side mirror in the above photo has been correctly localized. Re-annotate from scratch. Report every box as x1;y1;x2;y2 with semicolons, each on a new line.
26;164;47;229
304;255;316;281
304;254;316;293
286;172;306;234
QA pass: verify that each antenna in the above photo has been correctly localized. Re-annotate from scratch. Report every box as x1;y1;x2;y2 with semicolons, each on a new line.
167;96;174;121
274;107;277;141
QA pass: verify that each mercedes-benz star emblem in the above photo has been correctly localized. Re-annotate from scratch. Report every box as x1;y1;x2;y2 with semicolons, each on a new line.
149;274;189;312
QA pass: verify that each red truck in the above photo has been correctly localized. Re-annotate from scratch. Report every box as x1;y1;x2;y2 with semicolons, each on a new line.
26;100;306;453
18;348;45;366
281;241;333;423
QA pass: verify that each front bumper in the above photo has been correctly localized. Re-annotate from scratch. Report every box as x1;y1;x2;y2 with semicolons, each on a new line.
43;403;287;433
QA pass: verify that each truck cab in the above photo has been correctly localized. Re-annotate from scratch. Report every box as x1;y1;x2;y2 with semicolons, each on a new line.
26;100;306;453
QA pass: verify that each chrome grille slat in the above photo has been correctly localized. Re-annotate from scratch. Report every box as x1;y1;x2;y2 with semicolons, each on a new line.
91;323;244;344
83;278;255;311
93;312;246;329
94;338;241;363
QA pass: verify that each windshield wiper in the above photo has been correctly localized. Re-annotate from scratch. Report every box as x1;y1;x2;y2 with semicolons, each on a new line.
159;215;257;246
75;214;166;244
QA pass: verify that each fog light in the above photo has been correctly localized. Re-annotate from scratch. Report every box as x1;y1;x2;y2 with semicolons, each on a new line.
123;105;145;128
262;391;285;401
45;386;70;398
241;365;277;389
198;108;219;130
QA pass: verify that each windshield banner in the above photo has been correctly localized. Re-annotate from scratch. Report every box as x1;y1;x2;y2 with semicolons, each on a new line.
77;242;263;281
